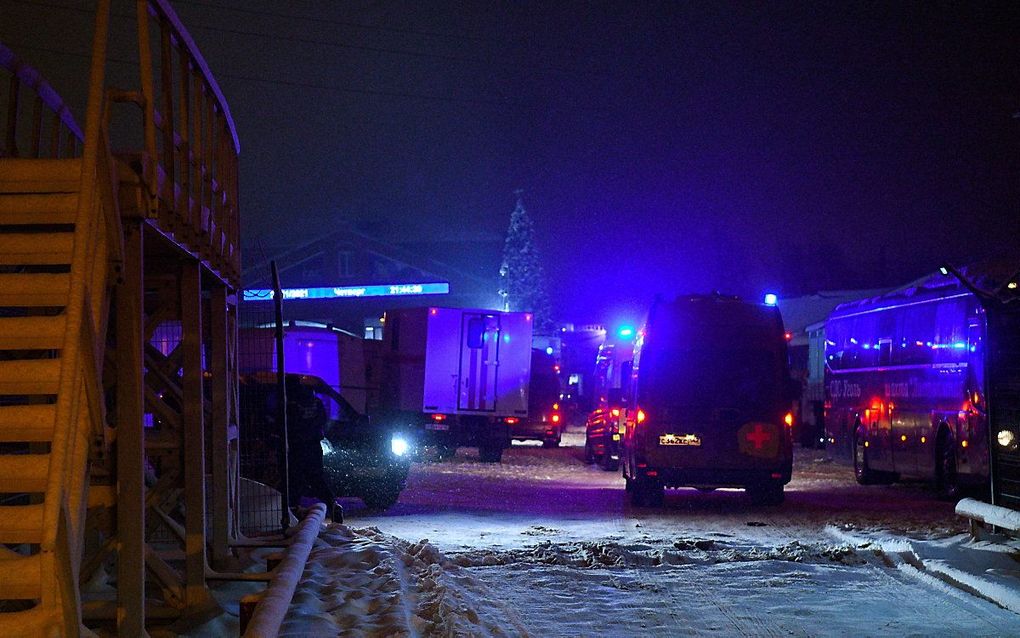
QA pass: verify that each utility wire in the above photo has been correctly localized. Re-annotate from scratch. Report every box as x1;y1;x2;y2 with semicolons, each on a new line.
2;39;607;114
8;0;594;76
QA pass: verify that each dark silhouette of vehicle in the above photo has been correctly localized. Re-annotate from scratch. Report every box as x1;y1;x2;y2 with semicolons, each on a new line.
585;389;626;471
239;372;411;511
584;340;634;471
511;349;563;447
621;294;798;507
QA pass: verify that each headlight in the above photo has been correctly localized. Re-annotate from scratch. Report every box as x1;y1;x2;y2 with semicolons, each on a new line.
997;430;1017;450
391;436;410;457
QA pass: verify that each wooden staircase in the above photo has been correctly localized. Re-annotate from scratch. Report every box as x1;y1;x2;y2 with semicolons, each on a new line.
0;153;119;635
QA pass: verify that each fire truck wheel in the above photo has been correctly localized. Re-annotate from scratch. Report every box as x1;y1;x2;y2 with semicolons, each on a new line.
599;451;619;472
853;425;895;486
629;477;663;507
478;442;504;463
361;482;402;511
935;428;961;501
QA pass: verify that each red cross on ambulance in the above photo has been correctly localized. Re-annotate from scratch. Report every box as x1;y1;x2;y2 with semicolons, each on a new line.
738;421;780;458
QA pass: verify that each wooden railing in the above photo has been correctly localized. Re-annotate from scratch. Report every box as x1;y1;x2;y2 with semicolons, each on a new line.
135;0;240;286
0;42;84;158
38;1;123;631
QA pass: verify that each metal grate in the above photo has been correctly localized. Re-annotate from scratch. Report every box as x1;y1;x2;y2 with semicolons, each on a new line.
237;264;288;535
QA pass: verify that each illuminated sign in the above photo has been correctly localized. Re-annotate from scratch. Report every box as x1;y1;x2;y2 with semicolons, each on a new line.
243;282;450;302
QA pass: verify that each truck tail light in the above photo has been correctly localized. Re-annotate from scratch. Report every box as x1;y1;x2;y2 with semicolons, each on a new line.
504;417;519;425
551;414;560;423
784;412;794;427
611;408;620;417
431;413;447;422
636;409;647;424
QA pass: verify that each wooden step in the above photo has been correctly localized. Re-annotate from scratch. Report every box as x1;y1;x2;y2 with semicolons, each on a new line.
0;454;50;493
0;553;42;599
0;273;70;307
0;192;78;225
0;404;56;442
0;158;81;194
0;233;74;265
0;504;44;544
0;316;66;350
0;359;61;396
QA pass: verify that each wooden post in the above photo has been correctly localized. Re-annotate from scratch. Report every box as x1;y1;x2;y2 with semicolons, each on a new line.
209;282;231;566
116;221;147;636
180;260;207;607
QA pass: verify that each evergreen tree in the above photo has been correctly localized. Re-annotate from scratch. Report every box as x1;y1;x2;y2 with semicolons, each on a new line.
499;191;554;333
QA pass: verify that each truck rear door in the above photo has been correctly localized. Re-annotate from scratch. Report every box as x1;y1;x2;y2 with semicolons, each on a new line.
459;313;501;411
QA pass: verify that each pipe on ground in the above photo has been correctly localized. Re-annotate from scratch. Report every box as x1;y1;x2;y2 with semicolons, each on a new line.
242;503;326;638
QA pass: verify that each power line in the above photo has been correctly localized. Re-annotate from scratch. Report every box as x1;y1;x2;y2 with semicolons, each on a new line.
2;39;609;114
7;0;592;76
172;0;620;65
174;0;513;48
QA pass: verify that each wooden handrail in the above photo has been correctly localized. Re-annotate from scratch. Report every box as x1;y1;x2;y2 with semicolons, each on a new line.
147;0;239;155
134;0;240;285
0;41;83;157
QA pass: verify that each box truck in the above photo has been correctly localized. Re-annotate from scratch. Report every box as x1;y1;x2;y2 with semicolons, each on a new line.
380;307;533;462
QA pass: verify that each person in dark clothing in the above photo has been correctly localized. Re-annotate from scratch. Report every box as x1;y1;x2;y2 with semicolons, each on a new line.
285;378;342;523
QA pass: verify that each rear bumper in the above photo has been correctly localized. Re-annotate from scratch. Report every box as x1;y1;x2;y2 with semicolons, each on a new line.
642;465;791;489
511;421;559;440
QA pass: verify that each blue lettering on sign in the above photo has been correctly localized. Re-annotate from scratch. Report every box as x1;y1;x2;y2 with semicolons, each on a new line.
242;282;449;302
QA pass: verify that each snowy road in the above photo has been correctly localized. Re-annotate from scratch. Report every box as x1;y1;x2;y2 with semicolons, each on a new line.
283;430;1020;637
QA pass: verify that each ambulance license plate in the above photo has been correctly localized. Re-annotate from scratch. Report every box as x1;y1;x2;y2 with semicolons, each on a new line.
659;433;701;446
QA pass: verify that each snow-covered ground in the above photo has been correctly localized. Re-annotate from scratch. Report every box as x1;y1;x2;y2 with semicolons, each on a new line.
205;428;1020;636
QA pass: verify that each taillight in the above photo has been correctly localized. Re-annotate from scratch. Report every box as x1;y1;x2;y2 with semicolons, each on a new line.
551;414;560;423
505;417;519;425
553;403;560;410
636;409;646;424
611;408;620;417
784;412;793;427
431;413;446;422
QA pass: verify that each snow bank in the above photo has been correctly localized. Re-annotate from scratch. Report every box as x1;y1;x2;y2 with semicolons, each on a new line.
827;525;1020;614
279;525;531;637
450;536;865;570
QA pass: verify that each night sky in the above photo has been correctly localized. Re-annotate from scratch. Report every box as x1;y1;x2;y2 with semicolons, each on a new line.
4;1;1020;325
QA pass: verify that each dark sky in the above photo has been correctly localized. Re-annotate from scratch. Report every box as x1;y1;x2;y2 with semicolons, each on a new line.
4;1;1020;325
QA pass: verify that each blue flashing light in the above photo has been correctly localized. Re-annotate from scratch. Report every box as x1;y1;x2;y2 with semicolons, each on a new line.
763;293;778;306
618;326;635;338
952;342;967;350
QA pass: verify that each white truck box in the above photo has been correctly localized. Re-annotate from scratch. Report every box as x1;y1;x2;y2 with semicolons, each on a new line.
239;324;370;413
382;307;532;418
